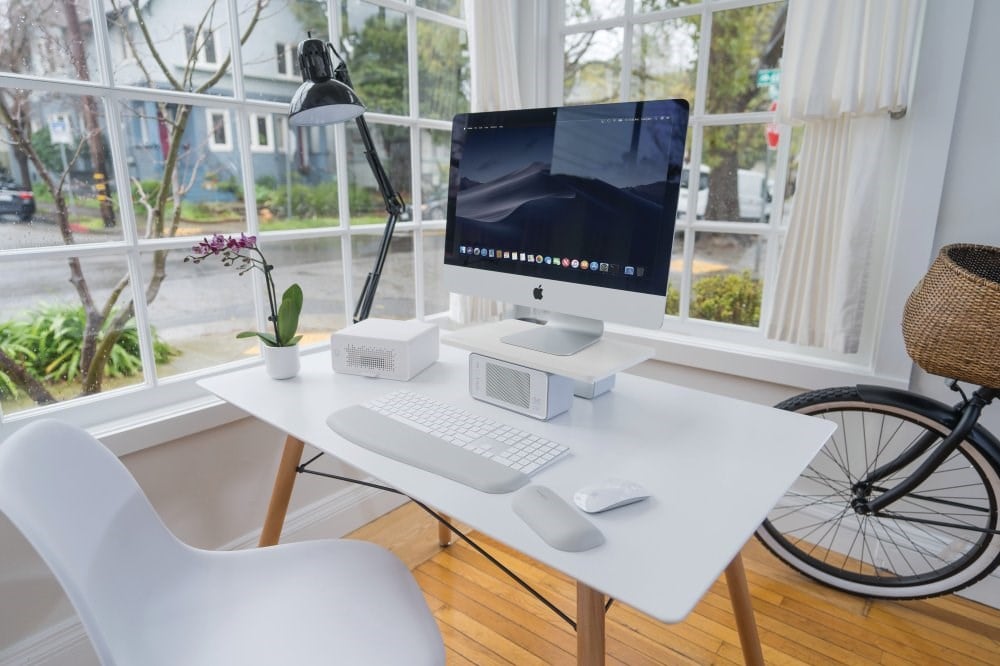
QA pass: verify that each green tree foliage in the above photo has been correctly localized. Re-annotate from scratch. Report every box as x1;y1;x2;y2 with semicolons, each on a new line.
702;4;784;220
289;0;328;39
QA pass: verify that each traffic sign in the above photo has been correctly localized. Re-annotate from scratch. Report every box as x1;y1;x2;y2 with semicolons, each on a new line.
47;114;73;145
766;101;779;149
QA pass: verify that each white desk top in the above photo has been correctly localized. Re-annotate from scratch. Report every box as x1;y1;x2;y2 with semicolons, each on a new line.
199;345;834;624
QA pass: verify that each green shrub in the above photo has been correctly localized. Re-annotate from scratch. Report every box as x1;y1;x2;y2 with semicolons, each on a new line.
217;175;243;200
256;175;278;190
0;304;179;400
131;179;166;205
269;182;339;219
665;270;762;327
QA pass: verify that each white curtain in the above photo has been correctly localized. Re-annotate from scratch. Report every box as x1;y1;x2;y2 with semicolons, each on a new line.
767;0;924;352
448;0;522;325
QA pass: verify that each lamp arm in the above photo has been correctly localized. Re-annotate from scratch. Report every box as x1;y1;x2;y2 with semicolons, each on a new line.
327;45;406;322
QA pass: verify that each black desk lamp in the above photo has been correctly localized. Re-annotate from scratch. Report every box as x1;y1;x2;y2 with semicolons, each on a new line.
288;37;406;323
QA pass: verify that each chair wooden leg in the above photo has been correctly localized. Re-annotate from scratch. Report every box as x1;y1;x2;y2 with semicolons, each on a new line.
258;435;305;547
724;554;764;666
576;581;606;666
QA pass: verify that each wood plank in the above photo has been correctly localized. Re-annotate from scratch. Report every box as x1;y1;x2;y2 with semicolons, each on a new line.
346;502;1000;665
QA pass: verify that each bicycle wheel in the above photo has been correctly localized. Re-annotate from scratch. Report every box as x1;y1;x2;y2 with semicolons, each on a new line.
756;386;1000;599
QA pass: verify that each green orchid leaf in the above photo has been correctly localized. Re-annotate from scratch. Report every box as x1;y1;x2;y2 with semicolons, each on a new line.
275;283;303;346
236;330;279;347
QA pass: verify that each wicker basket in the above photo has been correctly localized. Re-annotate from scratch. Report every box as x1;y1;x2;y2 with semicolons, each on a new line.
902;243;1000;388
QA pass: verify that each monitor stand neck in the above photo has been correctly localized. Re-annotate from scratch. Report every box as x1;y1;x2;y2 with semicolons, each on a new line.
500;313;604;356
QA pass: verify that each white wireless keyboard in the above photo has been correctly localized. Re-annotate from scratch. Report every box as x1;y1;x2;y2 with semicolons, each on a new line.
325;390;570;493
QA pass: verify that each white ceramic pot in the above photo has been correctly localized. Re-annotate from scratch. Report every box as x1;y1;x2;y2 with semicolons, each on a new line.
262;344;300;380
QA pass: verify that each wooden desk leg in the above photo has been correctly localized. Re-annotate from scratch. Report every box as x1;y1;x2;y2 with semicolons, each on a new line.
577;581;606;666
724;554;765;666
437;514;453;546
257;435;305;547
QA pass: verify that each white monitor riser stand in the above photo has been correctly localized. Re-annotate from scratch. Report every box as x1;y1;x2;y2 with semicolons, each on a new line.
443;319;654;399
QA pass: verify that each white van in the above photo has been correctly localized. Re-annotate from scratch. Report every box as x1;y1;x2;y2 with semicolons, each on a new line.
677;165;710;218
677;164;771;221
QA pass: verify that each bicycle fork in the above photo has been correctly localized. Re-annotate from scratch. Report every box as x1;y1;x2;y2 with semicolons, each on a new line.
852;387;998;519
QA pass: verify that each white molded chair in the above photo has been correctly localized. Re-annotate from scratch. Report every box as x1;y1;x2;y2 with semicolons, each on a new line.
0;420;445;665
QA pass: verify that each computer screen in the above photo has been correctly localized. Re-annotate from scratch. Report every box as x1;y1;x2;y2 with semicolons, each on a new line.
443;99;689;355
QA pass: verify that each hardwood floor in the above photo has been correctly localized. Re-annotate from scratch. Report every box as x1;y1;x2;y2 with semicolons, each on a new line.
348;501;1000;665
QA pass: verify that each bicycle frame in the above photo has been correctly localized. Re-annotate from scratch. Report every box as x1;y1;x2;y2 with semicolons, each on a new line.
850;385;1000;524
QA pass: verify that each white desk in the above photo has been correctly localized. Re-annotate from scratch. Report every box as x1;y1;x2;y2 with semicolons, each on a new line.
199;345;834;665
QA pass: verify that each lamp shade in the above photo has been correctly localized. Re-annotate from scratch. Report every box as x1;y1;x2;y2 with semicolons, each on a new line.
289;78;366;127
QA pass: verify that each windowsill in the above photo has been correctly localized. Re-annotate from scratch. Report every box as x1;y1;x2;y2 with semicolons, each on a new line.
428;312;911;391
604;323;911;391
1;321;909;458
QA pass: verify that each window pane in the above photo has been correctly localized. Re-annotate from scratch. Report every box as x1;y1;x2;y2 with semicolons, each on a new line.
0;254;145;414
254;237;347;342
350;232;416;320
701;123;773;223
666;230;684;316
423;229;448;316
630;17;699;102
253;115;340;231
240;0;312;102
341;1;408;116
419;129;450;221
107;0;239;97
347;123;411;226
417;19;470;120
142;247;257;379
564;0;625;25
564;28;623;104
706;2;785;114
690;232;766;327
417;0;464;18
0;0;96;82
0;91;121;250
120;100;248;237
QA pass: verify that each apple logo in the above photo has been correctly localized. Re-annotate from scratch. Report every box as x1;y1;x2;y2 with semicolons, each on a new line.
532;284;544;300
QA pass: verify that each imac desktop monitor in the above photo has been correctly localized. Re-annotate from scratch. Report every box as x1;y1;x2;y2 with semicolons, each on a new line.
442;98;690;355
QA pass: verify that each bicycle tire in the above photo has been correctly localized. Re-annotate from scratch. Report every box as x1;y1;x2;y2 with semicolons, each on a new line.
755;386;1000;599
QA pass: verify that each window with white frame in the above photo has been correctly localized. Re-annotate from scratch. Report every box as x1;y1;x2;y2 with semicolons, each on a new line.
184;24;218;65
249;112;274;152
0;0;467;433
0;0;941;435
206;108;232;151
547;0;920;379
275;42;300;77
556;1;786;331
274;115;289;154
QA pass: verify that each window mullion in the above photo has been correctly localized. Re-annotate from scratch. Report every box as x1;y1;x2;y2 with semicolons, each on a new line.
407;5;424;318
620;0;634;101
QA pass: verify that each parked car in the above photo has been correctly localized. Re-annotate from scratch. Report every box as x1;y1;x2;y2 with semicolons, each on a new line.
400;194;447;222
0;178;36;222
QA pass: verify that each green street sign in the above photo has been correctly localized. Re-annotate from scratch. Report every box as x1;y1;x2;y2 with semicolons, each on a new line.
756;68;780;87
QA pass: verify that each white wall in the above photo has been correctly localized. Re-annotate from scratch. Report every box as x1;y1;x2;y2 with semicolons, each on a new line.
906;0;1000;607
3;0;1000;661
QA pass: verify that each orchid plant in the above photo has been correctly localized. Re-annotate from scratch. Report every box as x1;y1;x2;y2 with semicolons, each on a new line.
185;233;303;347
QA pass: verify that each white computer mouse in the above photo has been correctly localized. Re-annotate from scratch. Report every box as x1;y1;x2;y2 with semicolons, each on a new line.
573;478;650;514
